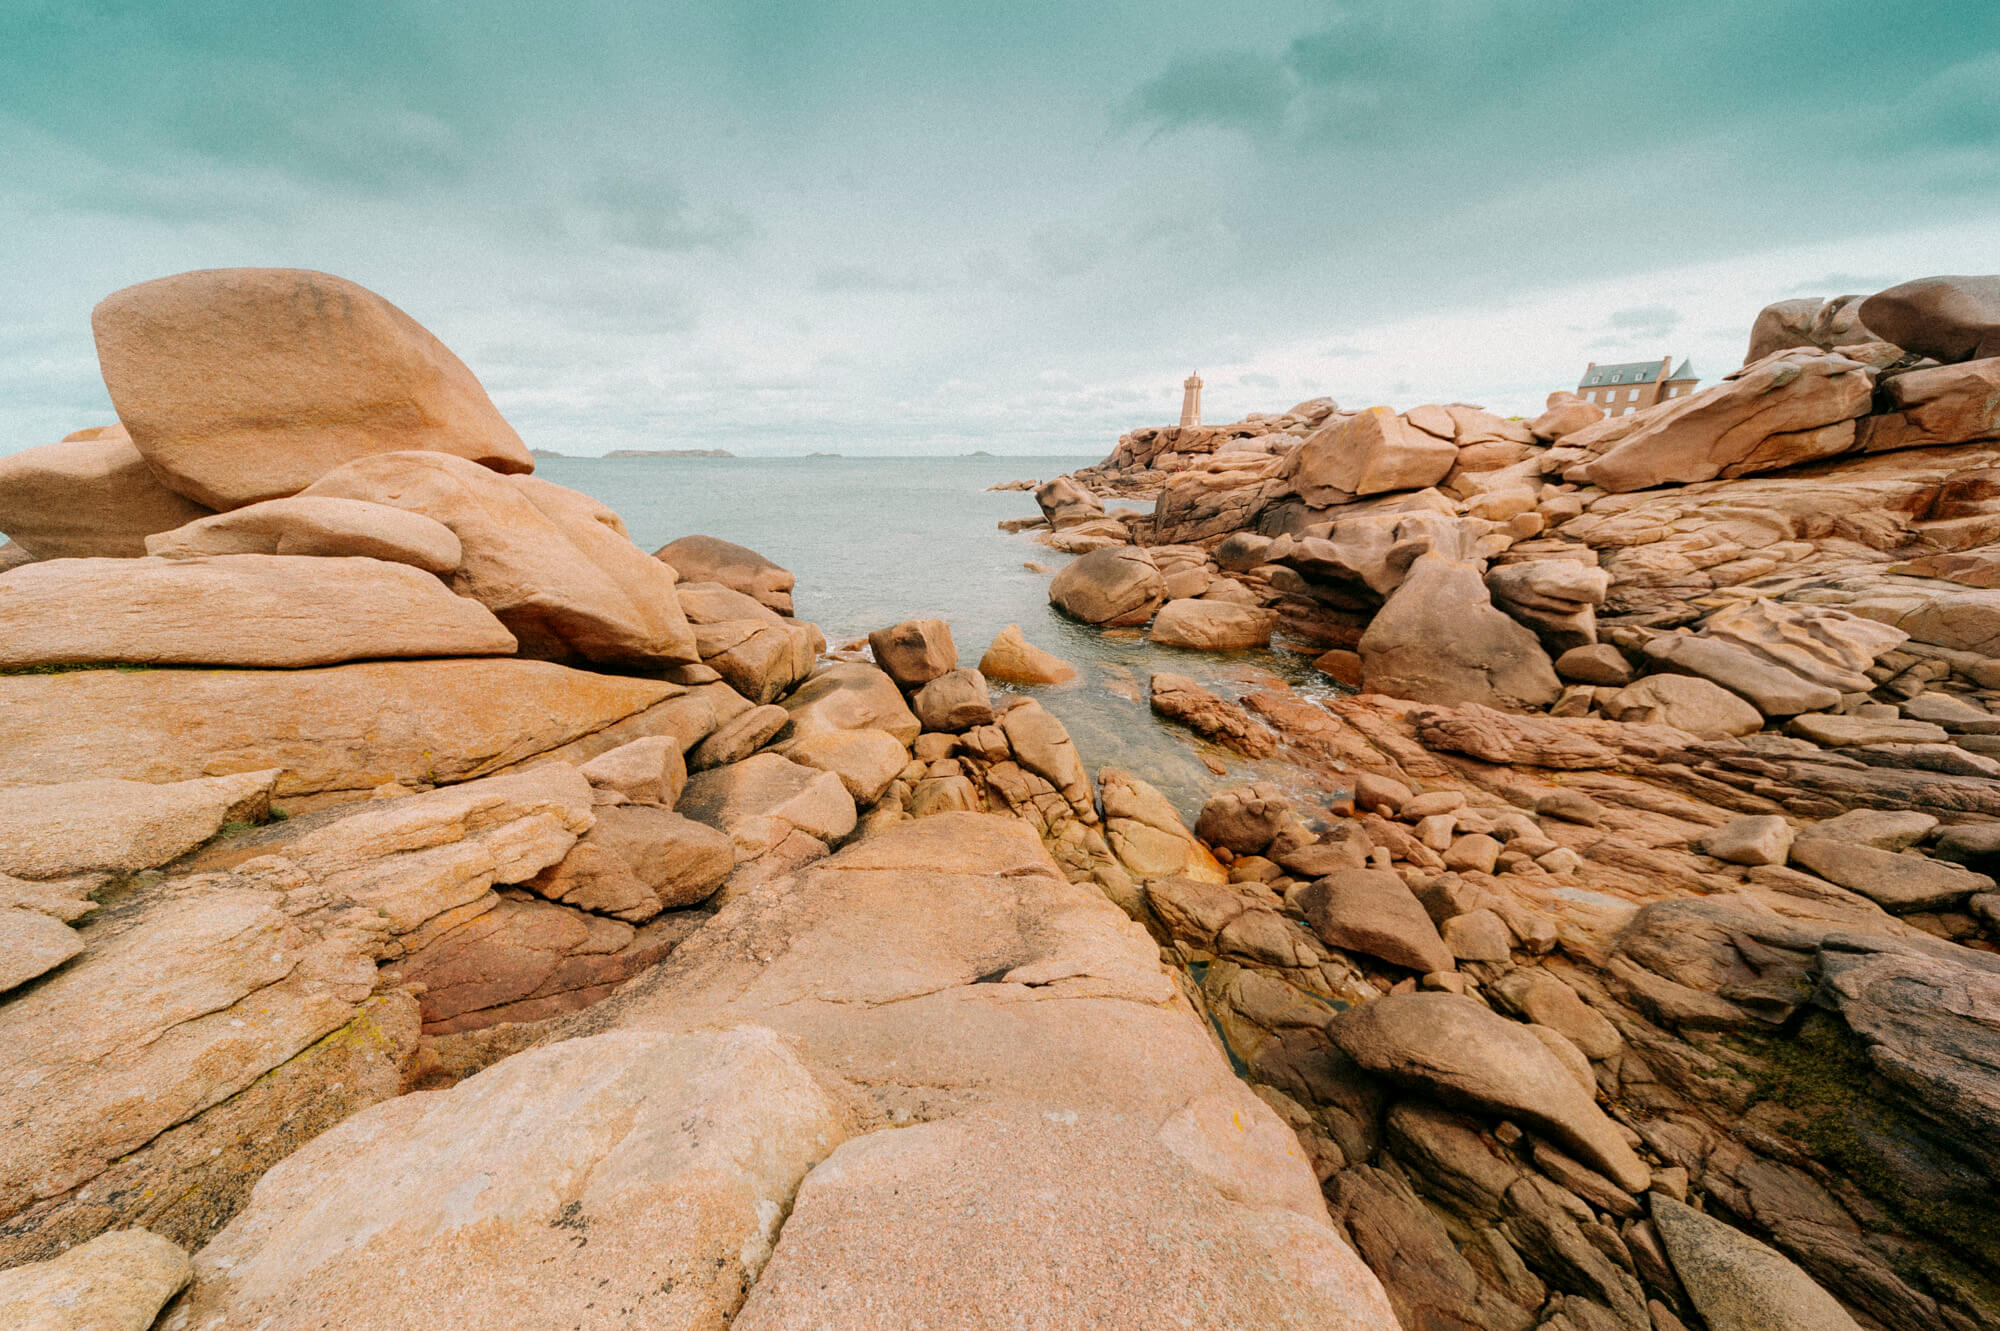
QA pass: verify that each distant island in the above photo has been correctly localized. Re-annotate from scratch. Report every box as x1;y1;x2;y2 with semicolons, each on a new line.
603;448;735;458
529;447;568;458
807;451;840;457
967;450;993;456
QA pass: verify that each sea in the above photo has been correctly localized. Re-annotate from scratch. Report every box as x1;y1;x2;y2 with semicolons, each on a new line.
538;453;1346;819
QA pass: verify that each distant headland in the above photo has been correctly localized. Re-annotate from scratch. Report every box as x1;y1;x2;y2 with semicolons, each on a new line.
604;448;736;458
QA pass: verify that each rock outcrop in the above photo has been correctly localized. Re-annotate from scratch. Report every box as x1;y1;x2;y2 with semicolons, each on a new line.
0;434;213;559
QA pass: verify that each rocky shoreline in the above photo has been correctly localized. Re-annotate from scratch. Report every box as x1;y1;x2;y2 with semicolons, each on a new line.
2;267;1997;1330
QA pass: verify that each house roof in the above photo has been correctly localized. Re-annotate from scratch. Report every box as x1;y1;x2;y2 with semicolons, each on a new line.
1578;359;1669;388
1664;359;1697;382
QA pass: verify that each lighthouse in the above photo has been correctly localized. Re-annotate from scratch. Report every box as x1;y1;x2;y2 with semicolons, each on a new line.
1179;370;1203;427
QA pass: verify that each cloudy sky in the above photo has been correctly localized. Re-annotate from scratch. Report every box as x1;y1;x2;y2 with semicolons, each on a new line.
4;1;1998;456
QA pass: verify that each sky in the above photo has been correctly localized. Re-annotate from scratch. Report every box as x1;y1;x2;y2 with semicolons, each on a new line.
4;1;1999;457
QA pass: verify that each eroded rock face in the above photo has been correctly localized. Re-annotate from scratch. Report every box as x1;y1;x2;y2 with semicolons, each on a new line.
303;453;698;666
167;1028;849;1331
0;436;213;559
0;555;518;669
1564;347;1875;492
92;268;532;510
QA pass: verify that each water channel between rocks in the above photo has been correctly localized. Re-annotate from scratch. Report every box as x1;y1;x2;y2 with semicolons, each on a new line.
538;453;1349;819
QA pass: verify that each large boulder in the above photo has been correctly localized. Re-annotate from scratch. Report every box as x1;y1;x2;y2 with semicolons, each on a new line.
144;495;461;572
653;534;796;615
168;1029;850;1331
1859;274;2000;363
1099;768;1224;883
0;554;517;669
1302;870;1454;973
0;1228;191;1331
1328;993;1651;1192
911;667;995;732
867;617;957;686
1640;633;1843;718
1359;553;1561;711
92;268;532;510
1147;598;1278;651
1600;673;1764;738
0;435;213;559
0;770;277;879
977;623;1077;684
783;728;909;805
0;659;706;797
1529;391;1604;441
1290;406;1457;501
1744;294;1879;363
1033;474;1107;529
1047;546;1165;626
777;661;920;747
1651;1193;1862;1331
1564;348;1875;492
303;452;698;666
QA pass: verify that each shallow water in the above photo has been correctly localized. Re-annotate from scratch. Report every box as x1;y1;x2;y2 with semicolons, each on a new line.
539;454;1348;819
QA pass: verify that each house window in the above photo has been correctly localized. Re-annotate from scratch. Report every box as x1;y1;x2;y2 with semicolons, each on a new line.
1628;389;1639;402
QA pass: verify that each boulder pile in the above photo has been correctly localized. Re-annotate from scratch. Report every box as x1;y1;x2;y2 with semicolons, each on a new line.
988;272;2000;1330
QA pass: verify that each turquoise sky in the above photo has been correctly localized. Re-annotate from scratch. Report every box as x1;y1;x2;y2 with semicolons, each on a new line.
5;1;1999;455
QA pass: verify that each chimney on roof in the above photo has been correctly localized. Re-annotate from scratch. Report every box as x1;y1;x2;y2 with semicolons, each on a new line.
1660;355;1672;380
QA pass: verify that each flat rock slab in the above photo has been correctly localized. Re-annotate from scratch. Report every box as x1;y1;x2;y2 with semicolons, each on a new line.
0;1228;191;1331
735;1108;1397;1331
1643;634;1842;717
92;267;533;510
1651;1193;1861;1331
1786;713;1951;747
1788;837;1993;911
0;435;212;559
145;495;462;572
167;1029;848;1331
0;770;278;879
0;555;516;669
0;908;84;993
0;659;685;796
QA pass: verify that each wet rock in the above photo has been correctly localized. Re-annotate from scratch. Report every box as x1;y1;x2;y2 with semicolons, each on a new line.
0;435;213;559
977;623;1076;684
1302;870;1454;973
1148;598;1279;650
1149;672;1277;757
1047;546;1165;626
867;617;957;686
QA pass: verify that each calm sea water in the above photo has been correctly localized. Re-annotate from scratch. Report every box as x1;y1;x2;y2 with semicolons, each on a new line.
539;454;1343;818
